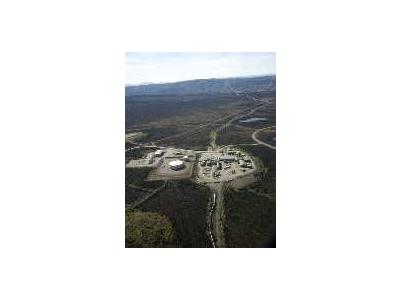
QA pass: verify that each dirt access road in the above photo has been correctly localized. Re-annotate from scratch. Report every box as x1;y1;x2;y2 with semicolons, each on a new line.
251;127;276;150
209;102;267;150
207;192;216;248
207;183;226;248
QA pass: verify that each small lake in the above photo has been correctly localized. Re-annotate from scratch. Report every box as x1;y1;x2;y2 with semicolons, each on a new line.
239;117;267;123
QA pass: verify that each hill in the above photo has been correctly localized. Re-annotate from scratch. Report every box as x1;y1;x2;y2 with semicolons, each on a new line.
125;75;276;96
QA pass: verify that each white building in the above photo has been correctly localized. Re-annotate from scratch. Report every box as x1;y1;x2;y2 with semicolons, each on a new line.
154;150;164;157
168;159;185;170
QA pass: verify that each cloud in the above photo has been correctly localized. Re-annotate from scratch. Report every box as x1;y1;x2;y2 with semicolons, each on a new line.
126;64;157;70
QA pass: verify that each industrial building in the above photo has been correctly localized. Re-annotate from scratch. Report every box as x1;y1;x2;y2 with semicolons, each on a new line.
147;153;154;164
216;155;236;162
197;148;255;181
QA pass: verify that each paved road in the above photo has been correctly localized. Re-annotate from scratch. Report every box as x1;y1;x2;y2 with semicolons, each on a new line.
251;127;276;150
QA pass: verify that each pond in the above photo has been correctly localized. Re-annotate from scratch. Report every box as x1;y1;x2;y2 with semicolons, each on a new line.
239;117;268;123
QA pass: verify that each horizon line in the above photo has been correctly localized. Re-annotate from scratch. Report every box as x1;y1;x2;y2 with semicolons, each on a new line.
125;73;276;87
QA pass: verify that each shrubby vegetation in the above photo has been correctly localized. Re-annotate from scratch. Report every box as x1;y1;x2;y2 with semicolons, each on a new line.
256;130;276;146
125;167;152;186
224;144;276;247
240;144;276;196
224;188;275;248
125;93;247;128
216;125;255;145
125;76;276;96
239;144;276;172
160;126;215;150
137;180;211;248
125;168;164;205
125;210;174;248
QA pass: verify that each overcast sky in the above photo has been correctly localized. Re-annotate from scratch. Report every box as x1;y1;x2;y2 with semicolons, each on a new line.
125;52;275;85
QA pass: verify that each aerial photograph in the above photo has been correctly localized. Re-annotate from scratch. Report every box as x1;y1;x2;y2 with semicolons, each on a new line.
125;52;276;248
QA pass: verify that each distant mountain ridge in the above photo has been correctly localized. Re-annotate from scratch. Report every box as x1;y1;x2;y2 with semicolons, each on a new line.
125;75;276;96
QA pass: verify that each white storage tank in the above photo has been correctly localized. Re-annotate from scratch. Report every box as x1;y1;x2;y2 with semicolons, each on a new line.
168;159;185;170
